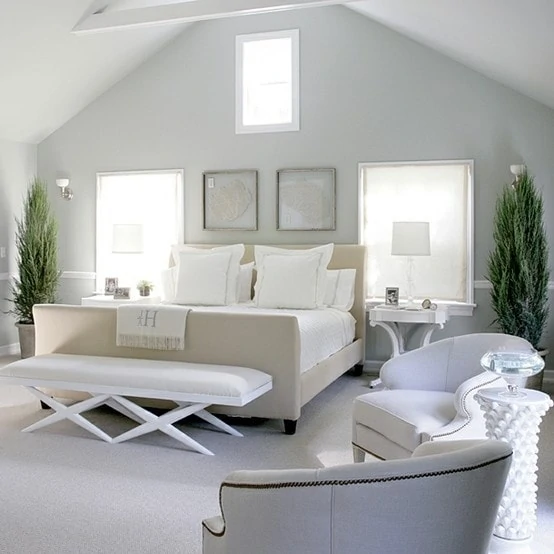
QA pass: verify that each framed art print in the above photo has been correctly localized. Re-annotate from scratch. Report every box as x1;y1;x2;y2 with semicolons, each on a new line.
385;287;399;307
277;168;336;230
203;170;258;230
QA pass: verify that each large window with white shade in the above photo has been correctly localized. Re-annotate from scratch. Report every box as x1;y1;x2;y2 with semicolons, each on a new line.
96;170;184;293
236;29;299;134
359;161;474;310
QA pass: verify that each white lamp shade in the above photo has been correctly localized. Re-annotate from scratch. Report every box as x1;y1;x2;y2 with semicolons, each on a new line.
56;178;69;188
112;224;144;254
391;222;431;256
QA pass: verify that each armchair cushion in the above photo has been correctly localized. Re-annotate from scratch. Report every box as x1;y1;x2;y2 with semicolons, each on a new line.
353;390;456;453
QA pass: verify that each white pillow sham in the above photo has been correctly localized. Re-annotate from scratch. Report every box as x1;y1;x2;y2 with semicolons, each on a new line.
174;252;231;305
162;262;253;304
254;244;334;309
238;261;255;303
171;244;245;305
255;253;321;309
323;269;356;311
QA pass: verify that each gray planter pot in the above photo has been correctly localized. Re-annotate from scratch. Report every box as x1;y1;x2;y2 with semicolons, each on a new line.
16;323;35;359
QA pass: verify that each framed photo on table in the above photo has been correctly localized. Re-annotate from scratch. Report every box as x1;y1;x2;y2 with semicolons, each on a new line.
203;170;258;230
385;287;399;307
104;277;118;295
114;287;131;300
277;168;336;230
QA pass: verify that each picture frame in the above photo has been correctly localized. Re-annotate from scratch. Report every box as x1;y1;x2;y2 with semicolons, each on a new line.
385;287;399;307
203;170;258;230
277;168;336;231
114;287;131;300
104;277;118;295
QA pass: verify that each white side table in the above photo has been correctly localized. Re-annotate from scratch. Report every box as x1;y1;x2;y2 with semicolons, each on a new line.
476;388;553;553
368;306;449;358
81;295;162;307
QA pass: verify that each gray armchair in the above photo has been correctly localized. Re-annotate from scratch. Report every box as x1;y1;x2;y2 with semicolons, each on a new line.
352;333;532;461
202;440;512;554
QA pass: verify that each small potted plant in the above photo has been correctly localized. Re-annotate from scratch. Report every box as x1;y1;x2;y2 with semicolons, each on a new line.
137;280;154;297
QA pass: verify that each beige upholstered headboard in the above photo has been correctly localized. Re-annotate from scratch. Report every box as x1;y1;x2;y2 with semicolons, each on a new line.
169;244;367;348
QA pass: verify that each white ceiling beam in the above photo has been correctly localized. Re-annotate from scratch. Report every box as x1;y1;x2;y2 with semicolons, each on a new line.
73;0;358;34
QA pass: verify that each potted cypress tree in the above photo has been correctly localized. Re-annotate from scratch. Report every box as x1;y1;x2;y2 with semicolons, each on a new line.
9;177;60;358
487;167;549;389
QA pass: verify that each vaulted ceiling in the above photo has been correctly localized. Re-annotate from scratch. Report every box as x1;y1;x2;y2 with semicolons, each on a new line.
1;0;553;144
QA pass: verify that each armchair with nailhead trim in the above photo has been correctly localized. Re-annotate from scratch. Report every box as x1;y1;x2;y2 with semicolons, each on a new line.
352;333;532;461
202;440;512;554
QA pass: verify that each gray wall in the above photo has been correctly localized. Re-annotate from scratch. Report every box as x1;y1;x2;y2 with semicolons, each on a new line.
0;139;37;350
37;6;554;365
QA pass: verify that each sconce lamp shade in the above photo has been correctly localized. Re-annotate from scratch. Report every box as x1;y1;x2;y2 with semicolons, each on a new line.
112;224;144;254
391;222;431;256
56;178;70;188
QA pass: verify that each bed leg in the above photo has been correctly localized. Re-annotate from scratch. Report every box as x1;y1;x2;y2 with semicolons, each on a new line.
351;364;364;376
283;419;298;435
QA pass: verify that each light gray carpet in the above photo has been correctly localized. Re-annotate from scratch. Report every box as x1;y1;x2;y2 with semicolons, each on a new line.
0;368;552;554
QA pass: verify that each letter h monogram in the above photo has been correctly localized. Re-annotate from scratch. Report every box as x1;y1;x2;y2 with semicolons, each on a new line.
136;310;158;328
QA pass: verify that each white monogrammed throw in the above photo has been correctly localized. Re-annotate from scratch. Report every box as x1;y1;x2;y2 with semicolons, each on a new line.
116;304;190;350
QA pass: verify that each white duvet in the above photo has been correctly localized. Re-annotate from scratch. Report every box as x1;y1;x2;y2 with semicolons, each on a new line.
186;304;356;373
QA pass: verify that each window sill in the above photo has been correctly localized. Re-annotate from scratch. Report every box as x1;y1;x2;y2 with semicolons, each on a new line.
365;299;476;317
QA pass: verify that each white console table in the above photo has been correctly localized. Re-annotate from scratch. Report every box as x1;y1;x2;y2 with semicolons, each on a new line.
368;306;449;358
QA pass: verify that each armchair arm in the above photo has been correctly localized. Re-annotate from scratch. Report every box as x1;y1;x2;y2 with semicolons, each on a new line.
426;371;503;442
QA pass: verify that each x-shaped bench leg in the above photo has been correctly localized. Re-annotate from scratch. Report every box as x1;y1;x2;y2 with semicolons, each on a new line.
108;395;216;455
22;387;113;443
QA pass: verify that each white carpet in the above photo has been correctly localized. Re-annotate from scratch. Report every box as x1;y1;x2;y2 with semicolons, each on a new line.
0;362;552;554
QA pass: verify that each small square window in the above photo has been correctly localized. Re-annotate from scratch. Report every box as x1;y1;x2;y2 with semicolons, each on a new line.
236;29;299;134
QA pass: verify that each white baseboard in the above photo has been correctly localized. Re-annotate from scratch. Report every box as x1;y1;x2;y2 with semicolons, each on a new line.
0;343;20;357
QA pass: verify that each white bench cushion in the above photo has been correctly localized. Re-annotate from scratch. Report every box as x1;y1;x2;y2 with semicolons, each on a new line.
0;354;271;401
353;390;456;453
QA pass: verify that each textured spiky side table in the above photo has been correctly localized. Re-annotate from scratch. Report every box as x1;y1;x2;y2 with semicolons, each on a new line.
476;388;553;553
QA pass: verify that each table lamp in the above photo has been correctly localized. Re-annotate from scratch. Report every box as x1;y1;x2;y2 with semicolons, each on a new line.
391;221;430;309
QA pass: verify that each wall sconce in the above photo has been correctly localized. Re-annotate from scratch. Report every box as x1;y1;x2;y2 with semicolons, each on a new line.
510;164;526;187
56;178;73;201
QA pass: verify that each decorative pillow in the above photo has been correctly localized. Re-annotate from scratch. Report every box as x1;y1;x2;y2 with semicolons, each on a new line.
255;254;320;309
238;262;255;303
324;269;356;311
160;266;178;302
171;244;245;305
173;252;232;305
254;244;334;308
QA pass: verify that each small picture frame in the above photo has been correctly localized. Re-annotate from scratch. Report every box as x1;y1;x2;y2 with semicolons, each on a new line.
114;287;131;300
385;287;399;307
203;169;258;230
104;277;118;295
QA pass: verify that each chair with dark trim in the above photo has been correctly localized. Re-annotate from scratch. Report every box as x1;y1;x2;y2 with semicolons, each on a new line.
352;333;532;461
202;440;512;554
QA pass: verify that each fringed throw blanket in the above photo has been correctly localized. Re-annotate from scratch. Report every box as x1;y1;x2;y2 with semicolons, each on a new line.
116;304;190;350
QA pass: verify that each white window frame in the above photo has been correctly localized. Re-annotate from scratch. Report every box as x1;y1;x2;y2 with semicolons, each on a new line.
95;169;184;293
235;29;300;134
358;159;475;316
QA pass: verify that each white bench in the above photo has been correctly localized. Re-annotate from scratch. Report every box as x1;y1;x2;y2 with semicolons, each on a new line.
0;354;272;455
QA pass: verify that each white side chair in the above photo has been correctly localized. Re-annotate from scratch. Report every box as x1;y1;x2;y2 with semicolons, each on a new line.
352;333;532;461
202;440;512;554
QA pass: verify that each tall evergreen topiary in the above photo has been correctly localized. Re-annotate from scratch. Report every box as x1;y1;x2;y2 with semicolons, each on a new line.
9;177;60;324
487;169;549;349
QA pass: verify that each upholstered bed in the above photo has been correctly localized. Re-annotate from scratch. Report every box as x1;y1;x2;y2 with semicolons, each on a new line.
33;244;366;433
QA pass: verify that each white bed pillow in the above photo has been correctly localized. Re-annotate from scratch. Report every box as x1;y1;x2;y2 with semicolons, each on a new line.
254;244;334;308
255;254;321;309
161;266;178;302
171;244;245;305
323;269;356;311
173;252;232;305
162;261;253;304
238;262;255;303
